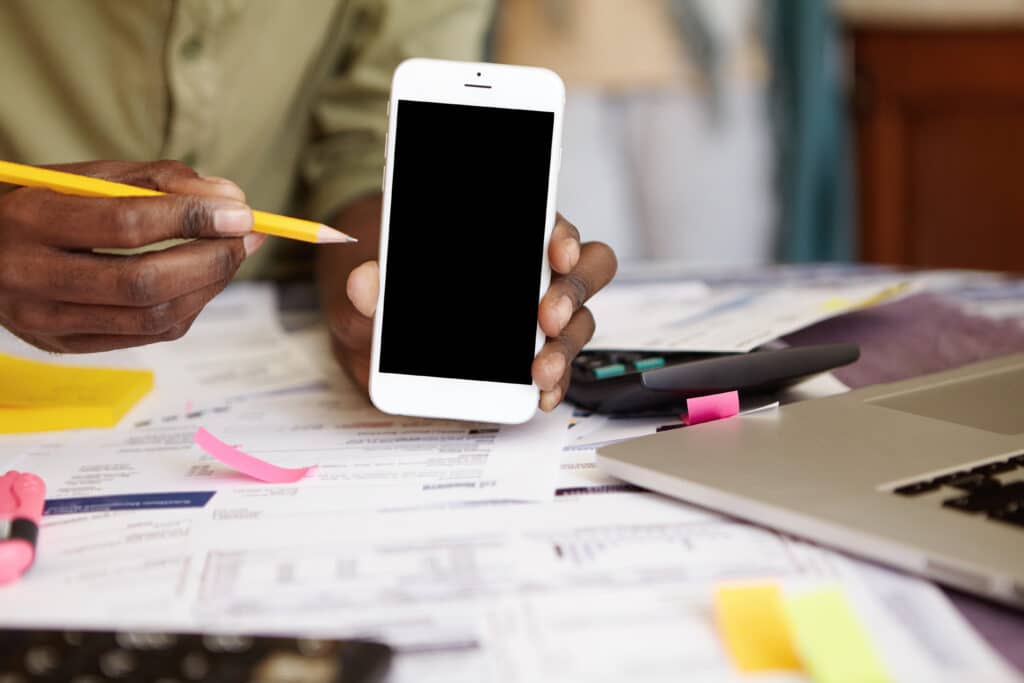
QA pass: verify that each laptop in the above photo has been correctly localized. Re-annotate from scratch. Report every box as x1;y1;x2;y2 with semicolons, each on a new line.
596;353;1024;608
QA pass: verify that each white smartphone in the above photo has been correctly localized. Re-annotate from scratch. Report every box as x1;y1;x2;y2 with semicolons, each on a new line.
369;58;565;424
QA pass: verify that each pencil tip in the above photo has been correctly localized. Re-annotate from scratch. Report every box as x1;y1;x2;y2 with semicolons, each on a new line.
317;225;358;244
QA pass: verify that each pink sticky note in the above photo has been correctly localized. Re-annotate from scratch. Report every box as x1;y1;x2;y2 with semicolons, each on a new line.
193;427;315;484
684;390;740;426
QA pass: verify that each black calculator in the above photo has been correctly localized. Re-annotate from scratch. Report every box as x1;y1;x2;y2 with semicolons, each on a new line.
566;343;859;415
0;628;392;683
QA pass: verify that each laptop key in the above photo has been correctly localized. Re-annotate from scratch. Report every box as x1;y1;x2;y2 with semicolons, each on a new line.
970;461;1017;476
947;474;1001;492
944;481;1024;515
988;507;1024;529
894;481;940;496
945;494;995;513
931;471;970;486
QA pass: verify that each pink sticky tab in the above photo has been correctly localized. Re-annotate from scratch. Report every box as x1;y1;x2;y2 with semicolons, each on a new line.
193;427;315;484
685;390;740;426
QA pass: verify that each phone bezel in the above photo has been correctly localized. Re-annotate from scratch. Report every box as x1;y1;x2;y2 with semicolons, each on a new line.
369;58;565;424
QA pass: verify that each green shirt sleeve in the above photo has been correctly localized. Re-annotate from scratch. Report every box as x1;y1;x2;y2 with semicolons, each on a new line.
301;0;495;226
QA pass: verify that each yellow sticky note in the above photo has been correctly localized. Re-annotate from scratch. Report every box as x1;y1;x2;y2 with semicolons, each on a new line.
785;587;893;683
714;583;802;672
0;353;153;433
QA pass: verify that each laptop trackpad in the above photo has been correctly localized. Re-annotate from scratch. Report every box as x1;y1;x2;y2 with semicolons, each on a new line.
869;368;1024;435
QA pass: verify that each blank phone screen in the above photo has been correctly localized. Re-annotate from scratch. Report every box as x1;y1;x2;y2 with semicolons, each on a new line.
379;100;554;385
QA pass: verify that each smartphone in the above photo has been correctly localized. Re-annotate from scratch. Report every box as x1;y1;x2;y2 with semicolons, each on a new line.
370;59;565;423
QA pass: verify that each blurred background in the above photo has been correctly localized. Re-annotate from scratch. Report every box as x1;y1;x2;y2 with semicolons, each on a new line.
489;0;1024;272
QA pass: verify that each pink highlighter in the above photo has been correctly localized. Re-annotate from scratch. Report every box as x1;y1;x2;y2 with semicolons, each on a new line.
0;471;46;584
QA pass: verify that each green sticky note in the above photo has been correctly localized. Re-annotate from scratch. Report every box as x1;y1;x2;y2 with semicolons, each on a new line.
785;587;893;683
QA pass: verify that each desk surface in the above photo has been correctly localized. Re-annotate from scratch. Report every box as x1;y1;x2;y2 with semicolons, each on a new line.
785;290;1024;672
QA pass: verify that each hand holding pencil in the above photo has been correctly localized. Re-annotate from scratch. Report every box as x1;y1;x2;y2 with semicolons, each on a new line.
0;160;355;244
0;159;352;354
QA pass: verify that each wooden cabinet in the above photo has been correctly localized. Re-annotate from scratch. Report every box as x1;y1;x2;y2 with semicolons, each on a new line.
850;27;1024;271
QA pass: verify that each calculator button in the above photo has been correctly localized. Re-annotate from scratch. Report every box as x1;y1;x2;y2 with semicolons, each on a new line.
23;645;60;675
633;357;665;371
593;364;627;379
99;649;137;678
181;651;210;680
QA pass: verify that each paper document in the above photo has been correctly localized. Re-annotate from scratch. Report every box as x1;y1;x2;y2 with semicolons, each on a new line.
0;284;324;428
586;280;910;353
15;387;568;512
565;398;778;451
1;493;1014;683
0;281;1016;683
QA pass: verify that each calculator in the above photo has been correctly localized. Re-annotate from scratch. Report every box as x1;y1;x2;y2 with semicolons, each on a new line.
0;628;392;683
566;343;860;415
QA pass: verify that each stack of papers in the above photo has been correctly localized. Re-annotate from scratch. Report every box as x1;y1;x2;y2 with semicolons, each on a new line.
586;279;909;352
0;281;1018;683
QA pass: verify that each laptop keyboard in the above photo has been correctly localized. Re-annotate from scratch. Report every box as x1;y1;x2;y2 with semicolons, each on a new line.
892;453;1024;529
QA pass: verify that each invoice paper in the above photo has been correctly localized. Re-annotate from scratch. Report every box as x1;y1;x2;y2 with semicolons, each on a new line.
586;279;910;353
13;388;569;512
0;493;1016;683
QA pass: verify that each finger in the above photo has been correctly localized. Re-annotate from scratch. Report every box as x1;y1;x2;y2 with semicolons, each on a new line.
346;261;380;318
329;333;371;391
539;241;617;337
326;264;378;357
46;160;246;202
45;312;202;354
4;187;253;250
0;238;247;307
533;305;596;394
2;279;229;336
548;215;581;275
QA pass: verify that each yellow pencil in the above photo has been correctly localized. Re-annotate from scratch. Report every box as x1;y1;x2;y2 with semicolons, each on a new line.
0;160;356;244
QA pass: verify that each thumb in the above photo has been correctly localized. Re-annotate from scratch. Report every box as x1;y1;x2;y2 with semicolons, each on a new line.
346;260;380;318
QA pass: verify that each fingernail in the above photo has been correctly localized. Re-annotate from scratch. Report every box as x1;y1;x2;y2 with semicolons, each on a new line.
556;296;573;330
243;232;266;255
546;354;566;385
564;238;580;269
199;175;238;186
540;387;562;412
213;201;253;236
198;176;246;202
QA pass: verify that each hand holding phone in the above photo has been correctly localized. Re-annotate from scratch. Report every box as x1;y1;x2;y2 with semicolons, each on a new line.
365;59;616;423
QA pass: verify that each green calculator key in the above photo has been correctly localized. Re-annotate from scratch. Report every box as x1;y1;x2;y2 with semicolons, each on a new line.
593;363;627;379
633;357;666;371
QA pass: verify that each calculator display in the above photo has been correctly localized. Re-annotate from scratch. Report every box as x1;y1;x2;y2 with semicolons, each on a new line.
379;100;554;385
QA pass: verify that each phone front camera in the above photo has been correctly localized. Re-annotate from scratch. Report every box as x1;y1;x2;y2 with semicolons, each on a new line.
477;72;481;77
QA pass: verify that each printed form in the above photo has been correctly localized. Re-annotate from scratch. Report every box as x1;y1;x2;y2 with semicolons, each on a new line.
586;279;910;353
0;283;1018;683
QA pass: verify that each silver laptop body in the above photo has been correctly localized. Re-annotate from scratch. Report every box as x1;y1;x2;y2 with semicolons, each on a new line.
597;353;1024;608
